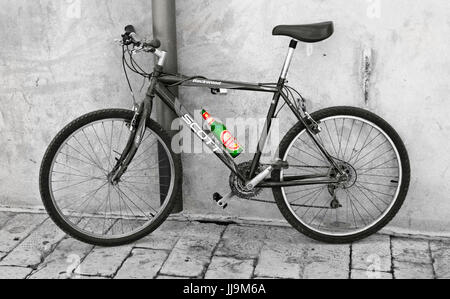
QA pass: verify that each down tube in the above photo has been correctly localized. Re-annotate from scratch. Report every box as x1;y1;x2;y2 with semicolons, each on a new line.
154;83;246;181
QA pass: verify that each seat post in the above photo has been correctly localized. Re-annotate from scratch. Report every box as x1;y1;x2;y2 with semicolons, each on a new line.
280;40;298;80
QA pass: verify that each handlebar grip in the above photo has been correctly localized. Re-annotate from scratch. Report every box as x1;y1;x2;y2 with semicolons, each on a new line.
124;25;136;34
123;25;161;49
144;39;161;49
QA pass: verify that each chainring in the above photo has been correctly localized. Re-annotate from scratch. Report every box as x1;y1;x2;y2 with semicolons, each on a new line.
229;161;264;199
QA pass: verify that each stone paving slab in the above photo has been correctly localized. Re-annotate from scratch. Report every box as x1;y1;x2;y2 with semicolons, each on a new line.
0;213;47;253
159;237;220;278
254;242;305;279
0;266;33;279
78;245;133;277
215;225;267;259
251;226;314;279
351;269;393;279
28;237;94;279
156;275;191;279
393;261;435;279
136;220;190;251
391;237;432;264
205;256;255;279
0;212;448;279
64;218;132;277
430;241;450;279
264;226;311;245
301;244;351;279
159;223;225;278
0;218;66;268
352;234;391;272
115;248;168;279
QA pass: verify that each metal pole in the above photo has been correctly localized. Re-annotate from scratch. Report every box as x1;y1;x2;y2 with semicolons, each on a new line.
152;0;183;213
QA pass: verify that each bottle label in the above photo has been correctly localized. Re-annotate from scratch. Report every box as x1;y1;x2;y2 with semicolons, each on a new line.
221;131;240;151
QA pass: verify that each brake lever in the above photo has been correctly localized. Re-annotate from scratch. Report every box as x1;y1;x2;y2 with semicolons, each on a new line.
130;44;149;55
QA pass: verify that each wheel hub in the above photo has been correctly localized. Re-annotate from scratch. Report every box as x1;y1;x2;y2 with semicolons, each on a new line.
329;161;357;189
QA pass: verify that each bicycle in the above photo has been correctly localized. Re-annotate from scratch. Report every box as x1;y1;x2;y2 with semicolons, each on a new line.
40;22;410;246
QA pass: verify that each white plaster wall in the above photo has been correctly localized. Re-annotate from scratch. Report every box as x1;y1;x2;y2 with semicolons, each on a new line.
175;0;450;233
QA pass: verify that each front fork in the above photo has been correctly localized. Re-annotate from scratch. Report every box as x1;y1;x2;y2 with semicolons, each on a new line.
108;96;153;185
108;66;162;184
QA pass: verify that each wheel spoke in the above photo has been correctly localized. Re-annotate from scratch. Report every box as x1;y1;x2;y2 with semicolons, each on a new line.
291;187;324;206
73;135;106;174
324;122;339;157
120;182;158;214
352;139;388;166
343;119;355;161
350;127;374;164
82;129;108;174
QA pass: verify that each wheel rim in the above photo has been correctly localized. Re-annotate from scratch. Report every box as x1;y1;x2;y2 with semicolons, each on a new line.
48;118;175;240
281;116;402;237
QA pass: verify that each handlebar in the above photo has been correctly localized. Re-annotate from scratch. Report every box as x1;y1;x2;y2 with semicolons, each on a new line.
122;25;161;49
121;25;167;67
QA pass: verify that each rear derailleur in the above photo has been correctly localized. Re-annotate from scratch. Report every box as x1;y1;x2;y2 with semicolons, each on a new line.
328;185;343;209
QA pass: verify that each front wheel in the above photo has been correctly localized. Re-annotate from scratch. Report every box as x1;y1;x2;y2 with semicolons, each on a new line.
272;106;410;244
39;109;182;246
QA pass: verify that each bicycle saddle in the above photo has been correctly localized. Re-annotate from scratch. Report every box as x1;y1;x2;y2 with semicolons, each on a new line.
273;21;334;43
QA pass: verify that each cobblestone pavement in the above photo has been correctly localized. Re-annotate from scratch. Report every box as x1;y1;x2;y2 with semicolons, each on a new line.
0;211;448;279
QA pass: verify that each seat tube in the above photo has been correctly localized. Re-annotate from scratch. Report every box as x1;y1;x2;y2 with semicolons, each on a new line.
248;40;299;178
280;40;298;80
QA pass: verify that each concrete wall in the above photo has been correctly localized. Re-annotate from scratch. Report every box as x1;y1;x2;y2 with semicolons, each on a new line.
0;0;153;206
1;0;449;234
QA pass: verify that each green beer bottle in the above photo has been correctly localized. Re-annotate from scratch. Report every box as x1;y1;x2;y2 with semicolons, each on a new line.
202;109;243;158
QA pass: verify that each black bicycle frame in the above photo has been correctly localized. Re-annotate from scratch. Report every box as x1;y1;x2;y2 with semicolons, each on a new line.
142;73;341;188
126;39;344;188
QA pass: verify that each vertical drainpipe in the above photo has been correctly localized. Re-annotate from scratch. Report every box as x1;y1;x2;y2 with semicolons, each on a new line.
152;0;183;213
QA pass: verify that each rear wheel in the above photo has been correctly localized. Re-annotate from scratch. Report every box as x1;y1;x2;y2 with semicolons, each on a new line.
272;107;410;243
39;109;182;246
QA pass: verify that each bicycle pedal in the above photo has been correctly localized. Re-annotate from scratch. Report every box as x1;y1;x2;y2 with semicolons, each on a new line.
213;192;231;209
213;192;222;203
